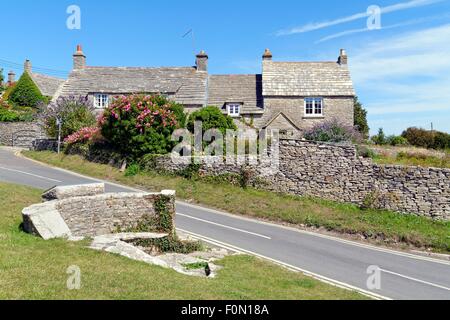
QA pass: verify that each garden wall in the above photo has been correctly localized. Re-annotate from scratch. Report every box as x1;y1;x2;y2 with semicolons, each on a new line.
0;121;48;148
148;140;449;221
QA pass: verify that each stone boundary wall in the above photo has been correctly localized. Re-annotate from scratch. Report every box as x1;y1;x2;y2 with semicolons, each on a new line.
22;184;176;239
150;140;449;220
0;121;48;148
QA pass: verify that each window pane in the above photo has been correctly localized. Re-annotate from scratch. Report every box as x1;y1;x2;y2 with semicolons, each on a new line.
315;99;322;114
305;99;313;114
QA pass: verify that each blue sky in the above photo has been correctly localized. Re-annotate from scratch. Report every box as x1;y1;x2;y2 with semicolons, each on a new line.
1;0;449;135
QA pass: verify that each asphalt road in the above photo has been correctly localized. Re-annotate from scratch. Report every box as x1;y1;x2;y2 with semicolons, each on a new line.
0;147;449;300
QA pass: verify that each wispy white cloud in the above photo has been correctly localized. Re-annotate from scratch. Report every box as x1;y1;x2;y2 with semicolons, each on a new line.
350;24;450;119
276;0;443;36
315;14;445;43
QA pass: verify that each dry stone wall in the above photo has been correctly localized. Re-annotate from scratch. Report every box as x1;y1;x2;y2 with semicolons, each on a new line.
0;121;48;148
149;140;449;220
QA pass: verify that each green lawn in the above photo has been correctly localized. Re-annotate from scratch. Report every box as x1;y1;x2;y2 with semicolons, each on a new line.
0;181;366;300
24;151;450;253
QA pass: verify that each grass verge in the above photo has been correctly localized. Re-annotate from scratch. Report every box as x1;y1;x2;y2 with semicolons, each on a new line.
24;151;450;253
0;181;365;300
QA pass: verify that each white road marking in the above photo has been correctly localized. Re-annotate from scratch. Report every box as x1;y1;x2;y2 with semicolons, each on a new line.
177;228;391;301
177;213;272;240
379;268;450;292
0;166;62;183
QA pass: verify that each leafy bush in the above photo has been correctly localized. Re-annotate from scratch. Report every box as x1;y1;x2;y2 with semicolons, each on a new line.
100;94;186;159
8;72;45;108
304;119;362;143
401;127;450;150
43;96;96;139
187;106;237;135
0;100;36;122
401;128;434;149
434;132;450;150
0;105;21;122
387;135;409;146
356;145;376;159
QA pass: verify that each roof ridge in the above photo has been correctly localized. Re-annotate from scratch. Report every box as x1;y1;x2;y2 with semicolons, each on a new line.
83;66;196;70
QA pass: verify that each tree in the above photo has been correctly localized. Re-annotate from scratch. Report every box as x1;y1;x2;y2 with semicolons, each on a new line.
8;71;45;107
354;96;370;140
371;128;387;145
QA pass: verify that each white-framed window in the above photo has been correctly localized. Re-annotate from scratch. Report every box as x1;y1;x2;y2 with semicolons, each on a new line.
94;94;109;109
227;103;241;117
304;98;323;117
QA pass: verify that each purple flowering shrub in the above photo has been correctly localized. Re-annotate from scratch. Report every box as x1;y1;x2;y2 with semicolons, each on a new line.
304;119;363;144
42;96;96;139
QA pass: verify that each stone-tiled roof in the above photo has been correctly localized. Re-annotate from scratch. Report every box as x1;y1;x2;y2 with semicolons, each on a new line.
207;74;264;114
262;61;355;97
58;67;208;105
30;73;65;97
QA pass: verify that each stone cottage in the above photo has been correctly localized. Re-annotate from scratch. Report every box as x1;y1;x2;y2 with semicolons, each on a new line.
54;45;355;136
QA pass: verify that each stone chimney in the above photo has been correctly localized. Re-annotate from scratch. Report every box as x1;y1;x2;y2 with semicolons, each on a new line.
196;50;208;72
338;49;348;65
262;48;273;61
7;71;15;85
73;44;86;70
24;59;32;73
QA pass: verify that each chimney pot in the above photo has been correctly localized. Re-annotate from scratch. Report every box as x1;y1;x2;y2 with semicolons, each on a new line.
196;50;208;72
263;48;273;61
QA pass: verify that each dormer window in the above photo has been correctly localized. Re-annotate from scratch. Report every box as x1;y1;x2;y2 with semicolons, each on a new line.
227;103;241;118
304;98;323;117
94;94;109;109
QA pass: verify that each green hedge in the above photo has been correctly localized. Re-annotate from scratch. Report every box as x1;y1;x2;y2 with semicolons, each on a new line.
8;72;45;108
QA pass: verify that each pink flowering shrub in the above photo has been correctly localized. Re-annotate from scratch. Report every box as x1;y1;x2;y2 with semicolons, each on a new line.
64;126;102;145
100;94;186;158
